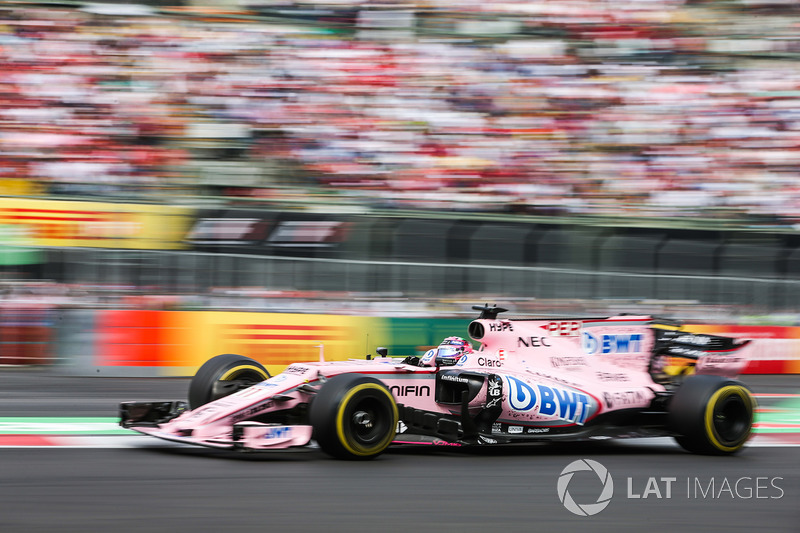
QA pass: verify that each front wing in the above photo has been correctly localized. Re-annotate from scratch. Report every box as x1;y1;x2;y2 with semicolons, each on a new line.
120;401;313;451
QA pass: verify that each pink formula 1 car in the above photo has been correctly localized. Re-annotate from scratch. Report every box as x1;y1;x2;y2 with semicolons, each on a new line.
120;305;757;459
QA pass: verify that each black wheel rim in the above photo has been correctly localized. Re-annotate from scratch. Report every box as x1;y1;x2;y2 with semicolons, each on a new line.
346;394;392;447
211;369;265;400
713;393;750;445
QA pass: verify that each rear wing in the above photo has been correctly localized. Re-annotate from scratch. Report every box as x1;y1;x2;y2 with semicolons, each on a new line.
653;328;751;377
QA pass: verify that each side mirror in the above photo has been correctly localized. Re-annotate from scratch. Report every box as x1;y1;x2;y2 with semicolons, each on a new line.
376;347;388;357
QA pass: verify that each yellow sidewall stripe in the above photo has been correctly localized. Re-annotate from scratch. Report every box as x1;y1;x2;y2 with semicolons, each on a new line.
219;365;269;381
704;385;754;453
336;383;398;457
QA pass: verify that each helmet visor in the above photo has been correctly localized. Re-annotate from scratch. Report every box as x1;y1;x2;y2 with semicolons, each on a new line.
437;346;461;358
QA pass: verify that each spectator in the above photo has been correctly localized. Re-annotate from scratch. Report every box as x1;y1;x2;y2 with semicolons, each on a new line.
0;2;800;224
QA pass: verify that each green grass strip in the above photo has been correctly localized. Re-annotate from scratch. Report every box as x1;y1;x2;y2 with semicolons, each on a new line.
0;417;134;435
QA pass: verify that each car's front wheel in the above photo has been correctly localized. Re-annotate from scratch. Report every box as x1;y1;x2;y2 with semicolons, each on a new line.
310;374;398;460
188;353;270;409
668;374;755;455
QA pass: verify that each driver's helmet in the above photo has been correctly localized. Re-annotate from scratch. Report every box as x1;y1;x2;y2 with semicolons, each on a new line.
434;336;473;366
419;336;474;367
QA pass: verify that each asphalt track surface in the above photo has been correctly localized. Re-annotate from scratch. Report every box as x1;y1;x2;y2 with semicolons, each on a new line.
0;370;798;533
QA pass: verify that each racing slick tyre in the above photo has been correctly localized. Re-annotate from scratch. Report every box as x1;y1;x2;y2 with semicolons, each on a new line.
668;374;756;455
310;374;399;460
188;354;270;409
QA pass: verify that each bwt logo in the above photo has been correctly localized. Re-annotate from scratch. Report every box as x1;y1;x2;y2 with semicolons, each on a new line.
264;426;291;439
505;376;592;425
557;459;614;516
582;332;643;355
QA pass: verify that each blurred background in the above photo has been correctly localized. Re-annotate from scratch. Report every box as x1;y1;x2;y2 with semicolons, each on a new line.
3;0;800;372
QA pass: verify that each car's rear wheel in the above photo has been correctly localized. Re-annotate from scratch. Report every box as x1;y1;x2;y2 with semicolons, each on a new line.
310;374;398;460
188;354;270;409
668;374;755;455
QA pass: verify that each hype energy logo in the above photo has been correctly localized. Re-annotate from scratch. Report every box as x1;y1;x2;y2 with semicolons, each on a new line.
505;376;593;425
582;332;643;355
557;459;614;516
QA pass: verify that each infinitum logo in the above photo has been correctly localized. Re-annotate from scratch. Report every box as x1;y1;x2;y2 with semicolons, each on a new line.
557;459;614;516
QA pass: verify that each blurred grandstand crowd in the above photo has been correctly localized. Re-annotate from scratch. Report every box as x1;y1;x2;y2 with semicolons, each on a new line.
2;0;800;222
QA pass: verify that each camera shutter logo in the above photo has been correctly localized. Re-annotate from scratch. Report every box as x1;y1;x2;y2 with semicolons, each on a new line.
557;459;614;516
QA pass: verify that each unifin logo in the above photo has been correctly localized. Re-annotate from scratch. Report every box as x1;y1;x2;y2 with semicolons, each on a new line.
582;332;643;355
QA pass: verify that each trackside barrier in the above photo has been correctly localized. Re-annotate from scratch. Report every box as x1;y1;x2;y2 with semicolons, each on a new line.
43;249;800;313
51;309;103;376
90;310;387;377
44;310;800;377
0;305;53;365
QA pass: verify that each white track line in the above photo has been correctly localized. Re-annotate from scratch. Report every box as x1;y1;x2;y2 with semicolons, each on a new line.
1;434;797;449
